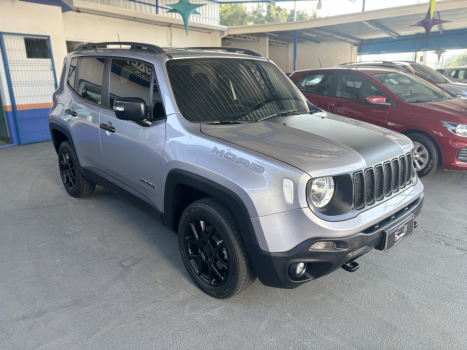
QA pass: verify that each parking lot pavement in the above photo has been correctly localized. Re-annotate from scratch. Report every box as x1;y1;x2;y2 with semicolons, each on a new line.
1;141;466;350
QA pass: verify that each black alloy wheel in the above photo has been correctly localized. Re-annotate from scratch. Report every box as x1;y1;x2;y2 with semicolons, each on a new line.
178;198;256;298
59;152;76;190
183;218;229;286
57;141;95;198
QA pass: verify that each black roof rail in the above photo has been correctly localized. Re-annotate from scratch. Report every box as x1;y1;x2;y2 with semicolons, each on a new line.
186;47;263;57
74;42;165;54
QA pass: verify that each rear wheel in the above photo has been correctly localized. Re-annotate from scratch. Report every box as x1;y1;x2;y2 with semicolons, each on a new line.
407;133;439;177
178;198;255;299
58;142;95;198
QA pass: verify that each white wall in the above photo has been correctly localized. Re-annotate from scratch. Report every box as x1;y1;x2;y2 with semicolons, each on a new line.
62;11;221;48
0;0;68;77
223;39;356;74
222;37;269;58
269;45;292;73
295;41;356;70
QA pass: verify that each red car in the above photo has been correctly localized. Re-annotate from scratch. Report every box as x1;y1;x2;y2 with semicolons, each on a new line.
289;68;467;177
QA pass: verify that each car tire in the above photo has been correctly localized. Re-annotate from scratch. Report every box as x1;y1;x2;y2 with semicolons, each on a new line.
407;133;439;177
58;141;95;198
178;198;256;299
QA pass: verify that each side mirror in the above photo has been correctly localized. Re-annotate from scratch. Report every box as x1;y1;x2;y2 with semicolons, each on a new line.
365;96;391;106
113;98;146;121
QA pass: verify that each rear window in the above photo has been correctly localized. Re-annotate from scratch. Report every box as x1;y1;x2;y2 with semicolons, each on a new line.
77;57;105;105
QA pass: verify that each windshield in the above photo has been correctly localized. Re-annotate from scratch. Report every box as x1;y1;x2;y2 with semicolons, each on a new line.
410;63;449;84
371;71;453;103
166;58;308;123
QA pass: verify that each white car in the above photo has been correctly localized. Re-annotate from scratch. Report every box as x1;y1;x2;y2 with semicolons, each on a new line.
437;67;467;84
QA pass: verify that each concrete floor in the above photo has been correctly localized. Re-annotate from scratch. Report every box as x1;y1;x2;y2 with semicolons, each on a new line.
1;141;466;350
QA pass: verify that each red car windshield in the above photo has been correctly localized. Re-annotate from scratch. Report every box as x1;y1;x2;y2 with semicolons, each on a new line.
371;71;453;103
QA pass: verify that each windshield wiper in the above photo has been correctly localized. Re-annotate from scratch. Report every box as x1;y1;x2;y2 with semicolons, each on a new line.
256;109;298;122
205;119;251;124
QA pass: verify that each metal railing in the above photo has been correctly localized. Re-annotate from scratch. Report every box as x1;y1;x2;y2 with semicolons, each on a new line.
81;0;221;26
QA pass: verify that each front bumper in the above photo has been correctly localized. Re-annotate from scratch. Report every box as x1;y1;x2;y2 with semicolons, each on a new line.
246;194;424;289
439;136;467;171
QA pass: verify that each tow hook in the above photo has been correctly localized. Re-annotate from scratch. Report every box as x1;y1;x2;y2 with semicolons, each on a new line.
414;221;419;229
342;261;359;272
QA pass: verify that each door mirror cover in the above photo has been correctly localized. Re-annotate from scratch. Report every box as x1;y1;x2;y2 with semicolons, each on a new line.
365;96;390;106
113;98;146;121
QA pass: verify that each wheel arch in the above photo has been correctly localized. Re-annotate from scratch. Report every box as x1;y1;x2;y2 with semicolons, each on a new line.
49;120;75;155
400;128;442;164
163;169;258;245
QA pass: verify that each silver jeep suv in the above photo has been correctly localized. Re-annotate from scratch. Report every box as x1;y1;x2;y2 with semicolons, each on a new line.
49;42;424;298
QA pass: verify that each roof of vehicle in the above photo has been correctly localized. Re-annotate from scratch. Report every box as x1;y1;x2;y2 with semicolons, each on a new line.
72;42;267;60
291;67;406;75
441;66;467;69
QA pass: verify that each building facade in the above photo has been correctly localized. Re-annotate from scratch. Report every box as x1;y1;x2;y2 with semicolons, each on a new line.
0;0;225;147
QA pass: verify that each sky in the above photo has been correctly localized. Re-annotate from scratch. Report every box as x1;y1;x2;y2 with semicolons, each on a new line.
270;0;437;17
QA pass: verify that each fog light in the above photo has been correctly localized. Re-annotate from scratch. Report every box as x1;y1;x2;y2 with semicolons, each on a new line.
289;262;307;278
296;262;306;277
310;241;336;250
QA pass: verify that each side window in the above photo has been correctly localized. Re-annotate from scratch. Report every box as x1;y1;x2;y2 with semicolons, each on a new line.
449;70;457;78
299;72;334;96
67;57;78;91
459;70;466;79
337;72;384;102
77;57;105;105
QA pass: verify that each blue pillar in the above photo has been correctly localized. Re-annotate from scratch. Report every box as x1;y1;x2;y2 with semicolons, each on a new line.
293;30;297;72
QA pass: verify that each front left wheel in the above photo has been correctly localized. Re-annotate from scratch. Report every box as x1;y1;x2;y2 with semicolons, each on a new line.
178;198;256;299
58;141;95;198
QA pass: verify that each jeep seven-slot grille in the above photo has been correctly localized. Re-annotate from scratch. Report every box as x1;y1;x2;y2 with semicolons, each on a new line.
399;156;407;189
352;154;413;210
353;172;365;210
375;165;384;200
364;169;375;205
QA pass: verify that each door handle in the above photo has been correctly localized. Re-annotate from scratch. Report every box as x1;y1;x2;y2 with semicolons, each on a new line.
64;109;77;117
331;103;344;107
100;123;115;133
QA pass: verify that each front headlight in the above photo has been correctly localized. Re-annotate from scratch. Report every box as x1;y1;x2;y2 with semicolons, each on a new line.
441;121;467;137
307;177;334;208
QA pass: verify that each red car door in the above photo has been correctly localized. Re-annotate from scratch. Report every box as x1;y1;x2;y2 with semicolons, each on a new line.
331;71;390;128
295;71;337;111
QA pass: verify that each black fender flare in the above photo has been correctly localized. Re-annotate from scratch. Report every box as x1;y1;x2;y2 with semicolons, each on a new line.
163;169;293;288
49;119;76;154
163;169;258;245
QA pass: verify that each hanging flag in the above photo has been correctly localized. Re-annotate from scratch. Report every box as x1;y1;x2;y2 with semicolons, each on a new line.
430;0;436;19
435;41;446;63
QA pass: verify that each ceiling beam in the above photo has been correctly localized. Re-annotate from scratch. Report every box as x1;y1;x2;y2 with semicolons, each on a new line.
434;12;444;35
301;29;362;45
268;39;290;46
270;32;321;44
362;20;400;39
225;34;259;42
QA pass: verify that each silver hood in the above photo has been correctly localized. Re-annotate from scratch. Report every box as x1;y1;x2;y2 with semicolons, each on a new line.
201;111;413;177
439;82;467;97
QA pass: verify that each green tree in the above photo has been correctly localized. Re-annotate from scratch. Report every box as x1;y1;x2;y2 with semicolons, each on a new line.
445;52;467;67
220;3;318;26
287;8;318;22
220;4;250;26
